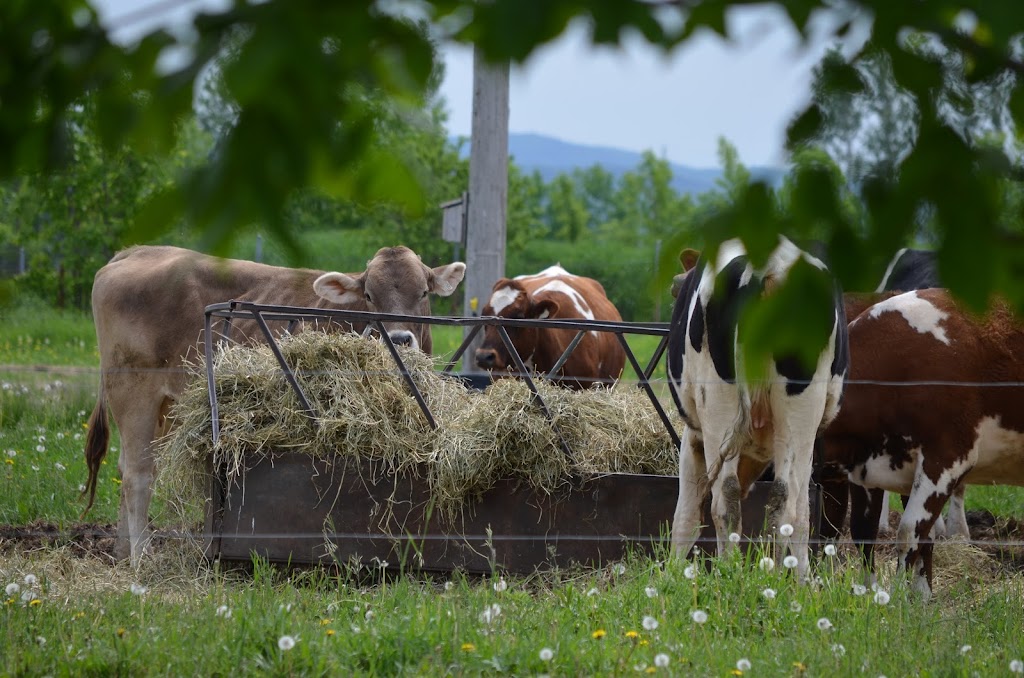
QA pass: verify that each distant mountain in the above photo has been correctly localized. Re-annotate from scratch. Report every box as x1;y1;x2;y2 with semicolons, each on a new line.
454;132;785;196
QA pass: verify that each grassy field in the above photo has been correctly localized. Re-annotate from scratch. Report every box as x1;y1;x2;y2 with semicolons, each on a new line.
2;308;1023;675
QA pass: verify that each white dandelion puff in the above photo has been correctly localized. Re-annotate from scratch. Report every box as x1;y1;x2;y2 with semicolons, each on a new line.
655;654;670;668
539;648;554;662
216;605;231;618
478;603;502;624
644;586;657;598
873;590;891;605
129;583;147;596
24;574;37;587
852;584;867;596
728;532;741;543
736;658;752;671
959;645;971;655
444;581;454;592
691;610;708;624
493;577;507;593
783;555;799;569
5;583;20;596
642;616;658;631
790;601;802;613
759;557;775;572
824;543;837;556
684;564;698;580
779;523;794;537
586;587;599;597
817;617;833;631
832;643;846;657
277;635;296;651
762;588;776;600
1010;659;1023;674
613;563;626;575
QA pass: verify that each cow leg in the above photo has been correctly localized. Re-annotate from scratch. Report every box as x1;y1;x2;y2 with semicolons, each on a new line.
896;457;967;600
848;484;884;588
106;380;167;566
942;485;970;540
769;426;816;580
671;427;707;557
710;455;743;558
877;491;892;534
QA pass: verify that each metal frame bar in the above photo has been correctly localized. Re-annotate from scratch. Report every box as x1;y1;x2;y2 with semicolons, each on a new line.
202;301;679;451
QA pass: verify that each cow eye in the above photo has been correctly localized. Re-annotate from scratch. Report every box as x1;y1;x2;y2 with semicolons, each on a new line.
421;289;429;299
364;293;372;303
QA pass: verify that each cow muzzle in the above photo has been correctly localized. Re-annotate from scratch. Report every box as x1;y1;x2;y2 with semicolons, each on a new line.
475;348;503;370
387;330;417;349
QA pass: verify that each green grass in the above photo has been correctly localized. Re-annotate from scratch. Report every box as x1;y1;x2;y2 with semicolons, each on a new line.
2;310;1024;674
0;306;98;366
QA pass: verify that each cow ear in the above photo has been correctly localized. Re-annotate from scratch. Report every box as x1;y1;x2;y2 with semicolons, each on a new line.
313;272;363;304
534;299;559;319
430;262;466;297
680;249;700;272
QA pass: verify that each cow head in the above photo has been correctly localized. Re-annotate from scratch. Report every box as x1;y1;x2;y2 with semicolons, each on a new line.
670;248;701;298
313;246;465;352
474;279;558;372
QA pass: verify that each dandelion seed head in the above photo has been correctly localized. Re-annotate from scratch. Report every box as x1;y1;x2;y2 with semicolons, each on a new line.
783;555;799;569
215;605;231;618
832;643;846;657
642;615;658;631
778;523;794;537
613;563;626;575
873;590;891;605
365;609;375;620
684;564;698;580
1010;659;1023;674
539;647;554;662
444;581;454;592
24;574;37;587
277;635;296;651
129;583;147;596
5;583;19;596
691;609;708;624
736;658;752;671
824;543;837;556
762;588;776;600
817;617;833;631
960;645;971;655
852;583;867;596
759;557;775;571
655;654;670;668
493;577;507;593
586;587;599;597
789;601;802;613
644;586;657;598
728;532;741;543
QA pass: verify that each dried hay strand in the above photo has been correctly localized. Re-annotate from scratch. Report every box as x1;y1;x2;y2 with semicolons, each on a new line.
931;540;1004;591
155;330;677;526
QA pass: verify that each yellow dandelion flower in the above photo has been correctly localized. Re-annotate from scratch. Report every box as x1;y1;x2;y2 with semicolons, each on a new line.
4;459;13;465
639;639;649;647
82;423;89;430
117;628;126;637
461;642;476;652
591;629;607;640
112;477;121;484
625;630;640;639
793;661;807;672
320;618;332;626
731;671;743;676
74;612;86;619
29;599;41;607
645;668;657;675
326;629;336;637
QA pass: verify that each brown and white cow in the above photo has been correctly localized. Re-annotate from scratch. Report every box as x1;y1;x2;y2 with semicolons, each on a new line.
473;265;625;389
820;288;1024;598
83;244;465;565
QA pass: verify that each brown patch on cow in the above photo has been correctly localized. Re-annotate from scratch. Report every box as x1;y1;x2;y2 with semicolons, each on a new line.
766;478;788;528
749;390;773;447
736;455;767;498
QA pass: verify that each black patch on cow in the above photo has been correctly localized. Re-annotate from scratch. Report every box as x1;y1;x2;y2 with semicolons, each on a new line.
829;280;849;380
689;298;705;353
705;256;759;384
775;354;813;396
883;249;939;292
667;261;704;423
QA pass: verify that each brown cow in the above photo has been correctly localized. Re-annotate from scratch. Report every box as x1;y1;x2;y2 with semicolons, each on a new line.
473;265;625;389
84;244;465;565
820;288;1024;598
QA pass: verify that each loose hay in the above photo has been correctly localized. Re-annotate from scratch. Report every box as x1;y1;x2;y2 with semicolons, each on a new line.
154;330;678;528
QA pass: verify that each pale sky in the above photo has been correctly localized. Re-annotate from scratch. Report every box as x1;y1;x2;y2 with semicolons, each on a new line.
94;1;866;168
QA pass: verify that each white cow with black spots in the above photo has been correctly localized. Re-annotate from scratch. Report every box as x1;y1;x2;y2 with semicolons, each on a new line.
667;237;849;577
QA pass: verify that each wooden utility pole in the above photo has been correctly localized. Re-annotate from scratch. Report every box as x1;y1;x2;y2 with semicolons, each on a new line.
463;47;509;372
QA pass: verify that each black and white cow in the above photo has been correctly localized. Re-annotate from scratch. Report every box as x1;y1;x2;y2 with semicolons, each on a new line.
668;237;849;576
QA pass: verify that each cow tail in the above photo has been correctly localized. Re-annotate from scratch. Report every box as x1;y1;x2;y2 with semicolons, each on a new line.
81;386;111;517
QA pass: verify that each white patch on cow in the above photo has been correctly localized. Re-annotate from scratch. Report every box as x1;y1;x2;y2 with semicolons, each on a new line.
964;416;1024;486
518;264;571;279
875;248;908;293
867;290;951;345
489;286;521;315
849;445;918;494
535;279;599;337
